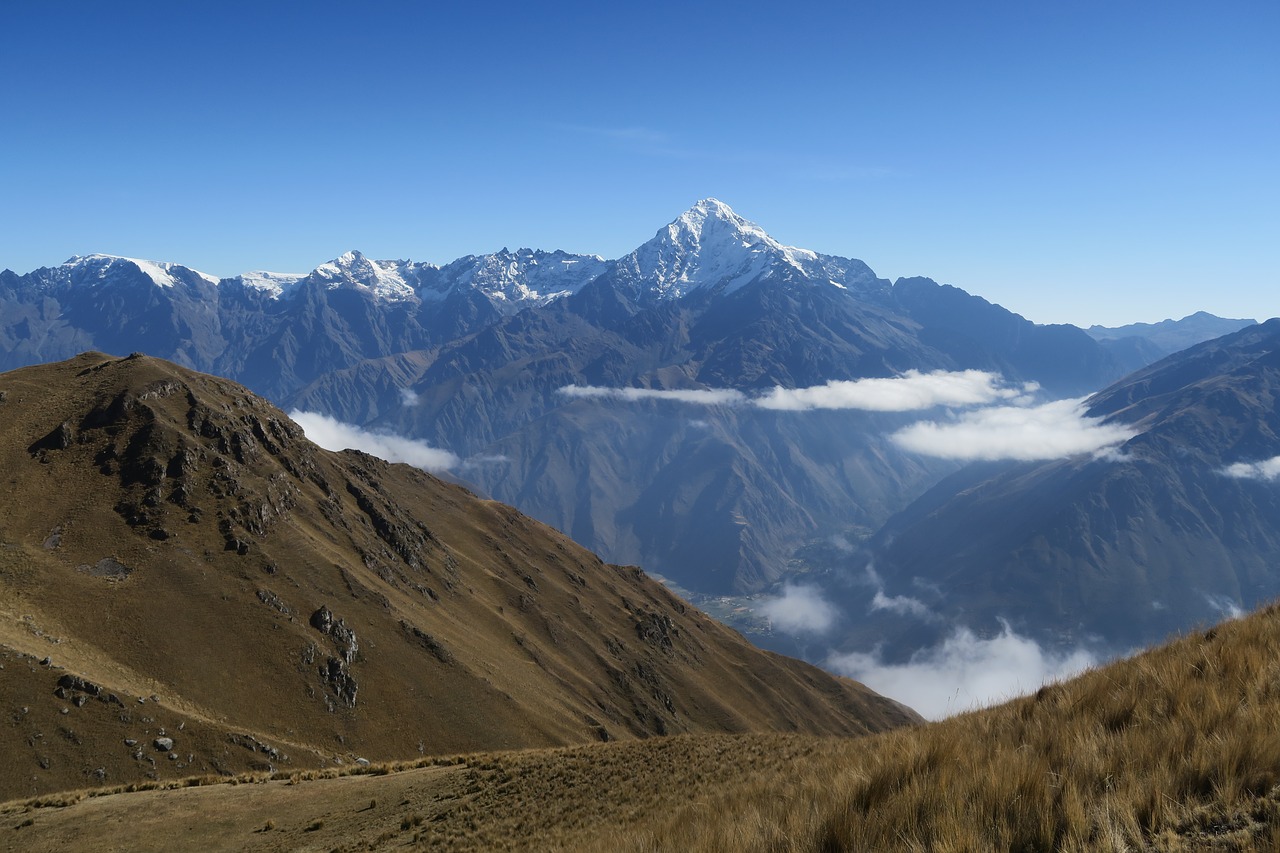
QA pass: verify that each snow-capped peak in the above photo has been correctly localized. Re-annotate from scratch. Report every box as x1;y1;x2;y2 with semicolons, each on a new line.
675;198;818;265
617;199;823;299
438;248;609;311
311;250;417;301
62;254;220;288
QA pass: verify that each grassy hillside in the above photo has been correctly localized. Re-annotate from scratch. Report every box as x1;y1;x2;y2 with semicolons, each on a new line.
624;602;1280;852
0;353;916;800
8;601;1280;850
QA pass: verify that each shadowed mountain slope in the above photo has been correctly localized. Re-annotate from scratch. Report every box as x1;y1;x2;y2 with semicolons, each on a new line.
0;353;917;800
851;319;1280;657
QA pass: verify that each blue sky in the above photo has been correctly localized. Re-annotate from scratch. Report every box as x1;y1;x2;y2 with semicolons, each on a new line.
2;1;1275;326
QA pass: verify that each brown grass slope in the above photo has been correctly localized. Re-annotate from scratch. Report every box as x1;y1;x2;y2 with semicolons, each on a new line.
617;601;1280;852
0;352;918;800
10;603;1280;851
12;601;1280;845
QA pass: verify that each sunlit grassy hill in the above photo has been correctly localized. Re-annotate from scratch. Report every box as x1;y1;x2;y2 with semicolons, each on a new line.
623;601;1280;852
0;352;915;802
10;601;1280;850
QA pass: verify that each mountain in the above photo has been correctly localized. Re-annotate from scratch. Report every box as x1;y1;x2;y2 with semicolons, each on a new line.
0;247;611;402
1087;311;1258;368
0;352;917;799
1;201;1138;597
287;202;1137;594
845;319;1280;658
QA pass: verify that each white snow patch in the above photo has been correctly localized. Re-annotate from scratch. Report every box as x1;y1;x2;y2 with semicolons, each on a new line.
64;254;219;288
238;271;306;298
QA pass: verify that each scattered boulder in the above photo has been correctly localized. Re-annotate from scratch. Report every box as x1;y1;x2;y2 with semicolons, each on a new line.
153;736;174;752
76;558;133;580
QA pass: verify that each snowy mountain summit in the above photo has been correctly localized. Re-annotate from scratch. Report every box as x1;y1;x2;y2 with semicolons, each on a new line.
10;200;883;312
309;250;418;302
58;254;220;289
616;198;881;300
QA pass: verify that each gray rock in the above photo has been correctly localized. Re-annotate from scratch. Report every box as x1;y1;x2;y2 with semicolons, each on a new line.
154;736;174;751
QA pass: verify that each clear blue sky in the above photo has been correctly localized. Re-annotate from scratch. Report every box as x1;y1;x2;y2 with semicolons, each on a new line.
2;1;1275;326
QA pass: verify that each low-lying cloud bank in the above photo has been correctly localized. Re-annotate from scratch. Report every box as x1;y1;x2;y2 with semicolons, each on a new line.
758;584;839;634
829;625;1098;720
290;411;460;472
754;370;1037;412
1222;456;1280;482
558;385;747;405
890;398;1136;462
559;370;1039;413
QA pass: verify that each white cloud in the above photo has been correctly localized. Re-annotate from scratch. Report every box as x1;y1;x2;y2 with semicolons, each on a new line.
289;410;459;472
890;398;1136;461
870;589;934;620
558;385;747;406
864;563;935;621
1203;592;1244;620
1222;456;1280;482
558;370;1040;414
828;624;1097;720
462;453;510;469
755;370;1036;412
399;387;420;406
758;584;839;635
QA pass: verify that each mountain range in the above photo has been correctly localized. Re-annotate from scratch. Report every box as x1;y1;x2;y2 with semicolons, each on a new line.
1087;311;1258;368
2;200;1179;600
2;200;1268;673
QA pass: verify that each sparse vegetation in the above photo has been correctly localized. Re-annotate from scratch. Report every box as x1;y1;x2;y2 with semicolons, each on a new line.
614;602;1280;851
13;604;1280;850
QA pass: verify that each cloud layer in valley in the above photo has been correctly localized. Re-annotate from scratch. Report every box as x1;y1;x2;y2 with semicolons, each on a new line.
558;385;747;406
1222;456;1280;482
889;398;1136;461
828;625;1098;720
290;410;459;472
754;370;1037;412
757;584;839;634
559;369;1038;413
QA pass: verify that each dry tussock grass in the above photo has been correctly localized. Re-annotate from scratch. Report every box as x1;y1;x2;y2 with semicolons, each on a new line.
614;602;1280;851
15;601;1280;852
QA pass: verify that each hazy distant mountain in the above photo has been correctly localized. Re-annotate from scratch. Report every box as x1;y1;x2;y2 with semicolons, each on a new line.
0;200;1140;595
848;320;1280;659
0;352;917;798
1087;311;1257;368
